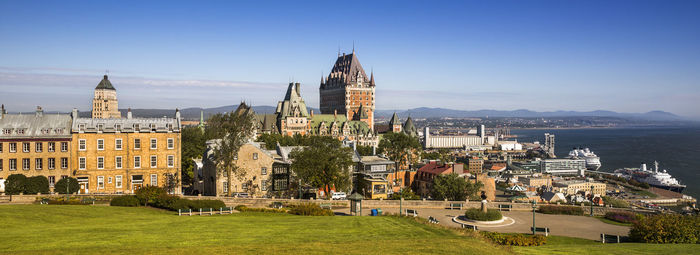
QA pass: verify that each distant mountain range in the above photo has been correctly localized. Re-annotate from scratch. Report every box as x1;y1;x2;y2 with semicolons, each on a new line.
80;105;684;122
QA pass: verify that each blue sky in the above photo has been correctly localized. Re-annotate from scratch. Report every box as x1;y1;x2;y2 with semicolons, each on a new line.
1;0;699;118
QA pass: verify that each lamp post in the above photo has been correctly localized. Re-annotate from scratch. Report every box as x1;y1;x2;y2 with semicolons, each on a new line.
590;185;595;216
532;200;537;235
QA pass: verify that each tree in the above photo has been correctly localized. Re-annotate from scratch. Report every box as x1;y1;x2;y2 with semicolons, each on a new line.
289;136;353;199
5;174;28;195
205;104;257;197
431;173;483;201
378;132;422;185
55;177;79;194
181;126;208;188
355;145;374;156
26;176;50;194
421;149;451;163
135;186;167;206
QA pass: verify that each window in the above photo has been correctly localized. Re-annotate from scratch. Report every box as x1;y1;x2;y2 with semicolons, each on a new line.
61;158;68;169
78;124;85;132
167;155;174;168
167;138;174;149
0;143;3;153
242;182;248;190
48;176;55;187
150;174;157;186
115;124;121;131
134;156;141;168
150;155;157;168
134;139;141;149
9;143;16;152
108;177;112;184
223;182;228;193
22;158;30;170
61;142;68;152
150;138;157;149
253;153;258;160
79;157;86;170
48;158;55;169
97;176;104;189
115;139;122;150
0;159;2;171
23;143;30;152
35;158;42;170
97;124;104;132
261;167;267;175
97;157;104;169
79;139;86;151
35;142;42;152
261;181;267;191
48;142;55;152
134;124;140;131
97;139;104;150
9;159;16;170
115;156;122;169
116;175;123;188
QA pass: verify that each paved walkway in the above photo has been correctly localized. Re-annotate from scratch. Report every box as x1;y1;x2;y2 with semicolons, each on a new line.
334;207;629;240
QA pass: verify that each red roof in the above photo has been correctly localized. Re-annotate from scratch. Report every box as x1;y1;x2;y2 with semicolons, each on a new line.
418;161;454;175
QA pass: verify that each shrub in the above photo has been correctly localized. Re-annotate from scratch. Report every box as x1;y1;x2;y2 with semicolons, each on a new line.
150;195;226;211
5;174;28;195
538;205;583;215
602;196;630;208
604;211;638;224
464;208;503;221
110;196;140;207
630;214;700;244
389;188;420;200
26;176;50;194
234;205;287;213
135;186;167;206
482;232;547;246
188;199;226;210
288;203;334;216
55;177;80;194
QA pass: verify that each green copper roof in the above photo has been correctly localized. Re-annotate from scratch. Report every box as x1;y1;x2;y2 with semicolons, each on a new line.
95;75;116;90
403;116;418;137
309;114;371;135
389;112;400;126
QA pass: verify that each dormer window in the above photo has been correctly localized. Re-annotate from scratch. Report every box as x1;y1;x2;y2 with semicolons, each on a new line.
134;124;140;131
97;124;104;131
17;129;26;135
41;128;51;134
166;123;173;130
54;128;64;134
78;124;85;132
3;129;12;135
150;124;156;131
114;124;121;131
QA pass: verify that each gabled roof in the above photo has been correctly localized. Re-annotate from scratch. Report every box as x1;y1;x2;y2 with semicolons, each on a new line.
417;161;454;175
357;104;369;119
95;75;116;90
277;83;309;118
323;52;372;89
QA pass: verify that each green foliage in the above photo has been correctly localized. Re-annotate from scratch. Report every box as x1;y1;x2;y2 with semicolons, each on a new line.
134;186;167;206
431;173;483;201
537;205;583;215
482;232;547;246
389;188;421;200
25;176;50;194
355;145;374;156
464;208;503;221
630;214;700;244
378;132;422;170
234;205;287;213
289;136;353;198
601;196;630;208
5;174;28;195
421;149;451;162
181;126;208;188
256;133;313;150
110;196;140;207
604;211;639;224
288;203;334;216
150;194;226;211
54;177;79;194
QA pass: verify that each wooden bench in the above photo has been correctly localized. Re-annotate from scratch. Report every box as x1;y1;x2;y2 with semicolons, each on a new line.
460;223;478;231
428;216;440;224
405;209;418;217
320;203;332;210
81;197;96;205
531;227;550;236
601;233;629;243
449;203;463;210
272;202;283;209
498;204;512;211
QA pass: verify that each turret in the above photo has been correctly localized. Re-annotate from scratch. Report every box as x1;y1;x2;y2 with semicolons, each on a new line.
127;108;132;119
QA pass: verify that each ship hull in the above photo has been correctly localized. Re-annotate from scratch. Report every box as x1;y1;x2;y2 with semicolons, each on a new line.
649;183;685;193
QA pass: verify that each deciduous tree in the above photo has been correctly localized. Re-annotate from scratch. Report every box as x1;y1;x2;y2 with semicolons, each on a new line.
289;136;353;199
431;173;483;201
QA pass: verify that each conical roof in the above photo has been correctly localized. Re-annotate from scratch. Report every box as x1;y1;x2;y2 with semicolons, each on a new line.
403;116;417;137
95;75;116;90
389;112;401;126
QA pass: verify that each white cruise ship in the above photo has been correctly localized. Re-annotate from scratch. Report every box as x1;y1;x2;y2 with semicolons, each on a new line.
567;147;601;170
615;162;686;193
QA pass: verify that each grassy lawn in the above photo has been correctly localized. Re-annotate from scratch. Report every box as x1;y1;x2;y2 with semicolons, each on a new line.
0;205;505;254
514;236;698;255
595;216;633;227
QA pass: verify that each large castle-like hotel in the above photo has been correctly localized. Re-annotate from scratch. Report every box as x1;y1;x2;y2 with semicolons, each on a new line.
242;51;379;146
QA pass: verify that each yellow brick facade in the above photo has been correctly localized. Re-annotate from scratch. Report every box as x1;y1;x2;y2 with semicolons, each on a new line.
0;139;72;191
200;143;274;197
71;132;181;194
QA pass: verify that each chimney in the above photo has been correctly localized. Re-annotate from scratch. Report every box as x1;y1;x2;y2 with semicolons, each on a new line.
35;106;43;117
0;104;5;119
71;108;78;119
295;82;301;95
127;108;132;119
310;109;314;117
175;108;181;120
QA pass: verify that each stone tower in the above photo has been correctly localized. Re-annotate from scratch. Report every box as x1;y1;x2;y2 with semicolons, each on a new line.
91;75;121;119
389;112;402;132
319;51;375;129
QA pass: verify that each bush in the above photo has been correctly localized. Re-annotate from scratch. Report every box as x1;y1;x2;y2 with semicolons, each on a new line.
538;205;583;215
604;211;639;224
602;196;630;208
464;208;503;221
5;174;28;195
149;195;226;211
630;214;700;244
55;177;80;194
389;188;420;200
135;186;167;206
110;196;140;207
234;205;287;213
26;176;50;194
482;232;547;246
288;203;334;216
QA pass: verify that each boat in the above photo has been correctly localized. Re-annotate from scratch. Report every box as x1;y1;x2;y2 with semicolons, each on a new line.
614;161;686;193
567;147;601;170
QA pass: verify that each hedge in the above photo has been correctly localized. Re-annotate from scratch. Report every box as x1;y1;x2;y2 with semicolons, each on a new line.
464;208;503;221
602;196;630;208
630;214;700;243
5;174;28;195
134;186;167;206
482;232;547;246
288;203;334;216
604;211;639;224
55;177;80;194
26;176;50;194
538;205;583;215
150;195;225;211
234;205;287;213
110;196;140;207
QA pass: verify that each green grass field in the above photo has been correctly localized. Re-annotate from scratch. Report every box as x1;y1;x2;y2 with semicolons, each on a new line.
515;236;698;255
0;205;505;254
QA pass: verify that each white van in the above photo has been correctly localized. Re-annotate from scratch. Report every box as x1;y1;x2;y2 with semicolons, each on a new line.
331;192;346;200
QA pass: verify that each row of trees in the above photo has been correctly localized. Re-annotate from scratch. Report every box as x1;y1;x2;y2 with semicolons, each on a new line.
4;174;79;195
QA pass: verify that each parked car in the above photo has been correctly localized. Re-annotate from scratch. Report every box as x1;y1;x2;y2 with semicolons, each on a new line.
233;192;249;198
332;192;347;200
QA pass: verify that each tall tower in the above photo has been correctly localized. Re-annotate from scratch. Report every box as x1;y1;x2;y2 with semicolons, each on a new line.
319;51;375;128
91;75;121;119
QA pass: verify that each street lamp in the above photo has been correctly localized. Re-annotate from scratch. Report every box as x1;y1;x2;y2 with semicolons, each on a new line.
590;185;595;216
532;200;537;235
